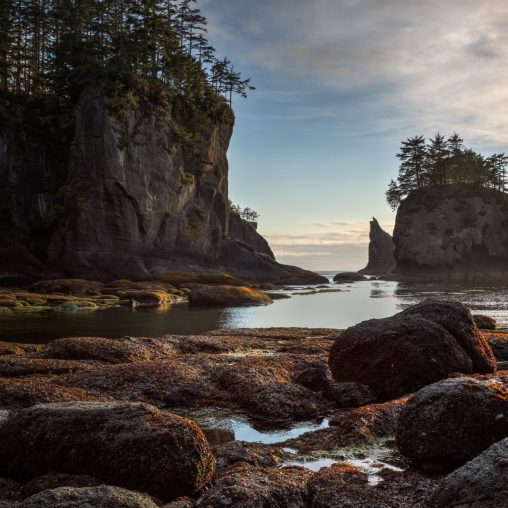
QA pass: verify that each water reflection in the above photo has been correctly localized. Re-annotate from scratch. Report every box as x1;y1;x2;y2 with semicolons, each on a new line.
174;407;329;446
2;275;508;343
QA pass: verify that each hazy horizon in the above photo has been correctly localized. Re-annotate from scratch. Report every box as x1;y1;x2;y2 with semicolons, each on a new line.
201;0;508;271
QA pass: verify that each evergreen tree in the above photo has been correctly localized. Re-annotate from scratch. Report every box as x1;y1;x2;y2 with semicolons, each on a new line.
396;135;427;194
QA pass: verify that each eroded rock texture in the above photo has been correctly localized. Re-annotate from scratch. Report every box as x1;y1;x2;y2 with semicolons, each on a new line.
359;217;395;275
393;185;508;281
0;85;324;284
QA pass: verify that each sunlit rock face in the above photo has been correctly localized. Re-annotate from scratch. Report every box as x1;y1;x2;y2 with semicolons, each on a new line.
393;184;508;281
359;218;395;275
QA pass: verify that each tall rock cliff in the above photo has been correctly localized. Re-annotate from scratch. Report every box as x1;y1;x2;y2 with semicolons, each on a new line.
393;185;508;281
359;217;395;275
0;85;324;284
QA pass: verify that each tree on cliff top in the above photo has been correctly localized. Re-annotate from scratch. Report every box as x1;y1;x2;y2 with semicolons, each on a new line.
386;132;508;210
0;0;253;110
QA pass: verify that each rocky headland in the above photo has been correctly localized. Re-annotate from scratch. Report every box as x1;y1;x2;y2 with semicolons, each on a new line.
0;299;506;506
0;84;325;287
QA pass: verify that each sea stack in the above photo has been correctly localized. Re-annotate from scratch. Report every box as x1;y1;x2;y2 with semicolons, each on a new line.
359;218;395;275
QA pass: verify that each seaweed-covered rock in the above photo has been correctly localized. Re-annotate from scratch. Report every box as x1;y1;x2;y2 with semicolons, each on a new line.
430;438;508;508
20;473;101;499
473;314;498;330
308;462;393;507
397;377;508;465
40;336;176;364
0;477;21;505
0;377;113;410
58;360;212;406
21;485;161;507
195;463;310;508
189;285;272;307
401;300;496;373
329;314;473;400
484;332;508;361
0;402;215;501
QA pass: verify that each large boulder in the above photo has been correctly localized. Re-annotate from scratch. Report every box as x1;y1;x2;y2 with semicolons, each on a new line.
396;377;508;465
189;285;272;307
400;299;496;373
0;402;215;501
430;438;508;508
21;485;161;507
484;332;508;361
195;462;310;508
329;314;473;400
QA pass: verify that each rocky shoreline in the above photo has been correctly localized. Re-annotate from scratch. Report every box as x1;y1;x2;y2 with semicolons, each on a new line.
0;299;506;506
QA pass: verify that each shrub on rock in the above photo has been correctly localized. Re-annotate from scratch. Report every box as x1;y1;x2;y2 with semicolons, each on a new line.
0;402;215;501
396;377;508;465
430;438;508;508
189;285;272;307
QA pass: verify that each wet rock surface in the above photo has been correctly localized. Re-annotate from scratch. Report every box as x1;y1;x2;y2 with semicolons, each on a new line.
0;402;215;501
484;331;508;361
0;320;500;506
430;438;508;508
397;376;508;466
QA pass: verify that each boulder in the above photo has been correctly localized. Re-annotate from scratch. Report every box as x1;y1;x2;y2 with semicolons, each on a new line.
189;285;272;307
21;485;161;507
396;377;508;465
195;462;310;508
0;402;215;501
0;477;21;505
58;360;213;407
329;314;473;400
430;438;508;508
333;272;367;283
484;332;508;361
307;462;393;507
400;299;496;373
473;314;498;330
21;473;101;499
39;336;176;364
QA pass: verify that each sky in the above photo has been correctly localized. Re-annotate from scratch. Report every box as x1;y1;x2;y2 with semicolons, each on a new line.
200;0;508;271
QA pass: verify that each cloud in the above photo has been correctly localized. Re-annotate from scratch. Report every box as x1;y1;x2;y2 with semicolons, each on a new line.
237;0;508;143
262;219;394;270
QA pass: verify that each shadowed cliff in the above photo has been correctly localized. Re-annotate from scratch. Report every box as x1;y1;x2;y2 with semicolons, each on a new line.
0;85;325;284
393;185;508;281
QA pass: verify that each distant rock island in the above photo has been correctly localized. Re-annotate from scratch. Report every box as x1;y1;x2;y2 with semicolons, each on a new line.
393;184;508;281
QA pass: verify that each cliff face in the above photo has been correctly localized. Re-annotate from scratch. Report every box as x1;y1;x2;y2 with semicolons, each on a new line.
393;185;508;281
359;218;395;275
0;85;324;283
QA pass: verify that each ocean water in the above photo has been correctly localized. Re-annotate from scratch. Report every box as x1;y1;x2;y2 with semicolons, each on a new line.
2;272;508;343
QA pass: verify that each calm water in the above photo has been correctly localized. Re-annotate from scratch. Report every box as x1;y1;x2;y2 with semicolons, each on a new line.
2;271;508;343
